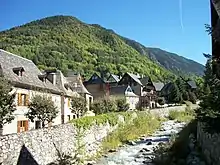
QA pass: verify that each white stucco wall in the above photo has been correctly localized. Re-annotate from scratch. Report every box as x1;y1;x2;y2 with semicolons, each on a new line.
3;87;62;135
85;93;93;110
126;96;139;110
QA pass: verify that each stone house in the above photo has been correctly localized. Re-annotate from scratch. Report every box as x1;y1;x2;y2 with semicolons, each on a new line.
84;73;109;99
118;73;157;108
44;70;93;123
110;85;139;110
0;49;62;135
66;72;93;111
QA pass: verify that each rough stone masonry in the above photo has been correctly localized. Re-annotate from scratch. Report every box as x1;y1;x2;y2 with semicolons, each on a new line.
0;121;117;165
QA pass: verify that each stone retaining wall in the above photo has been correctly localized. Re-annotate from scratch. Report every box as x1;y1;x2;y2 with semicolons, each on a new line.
150;104;199;117
0;121;117;165
197;122;220;165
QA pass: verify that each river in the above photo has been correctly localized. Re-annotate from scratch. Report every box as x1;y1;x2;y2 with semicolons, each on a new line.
95;120;186;165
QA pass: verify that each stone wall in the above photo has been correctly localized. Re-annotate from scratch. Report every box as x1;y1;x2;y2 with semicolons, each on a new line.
150;104;199;118
197;122;220;165
0;121;118;165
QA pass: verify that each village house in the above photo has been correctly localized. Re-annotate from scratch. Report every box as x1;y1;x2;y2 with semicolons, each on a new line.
66;72;93;111
110;85;139;110
118;73;158;108
84;73;109;99
0;49;62;135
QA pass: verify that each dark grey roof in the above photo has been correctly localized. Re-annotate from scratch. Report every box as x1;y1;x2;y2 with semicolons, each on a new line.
127;73;142;85
153;82;165;91
110;85;138;97
0;49;61;94
187;81;197;89
84;73;105;85
107;74;120;82
66;74;91;95
55;70;76;96
140;76;150;86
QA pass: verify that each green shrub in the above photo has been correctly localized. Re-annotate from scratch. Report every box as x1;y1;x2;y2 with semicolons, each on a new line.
158;97;165;105
168;108;195;122
115;97;130;112
91;97;117;114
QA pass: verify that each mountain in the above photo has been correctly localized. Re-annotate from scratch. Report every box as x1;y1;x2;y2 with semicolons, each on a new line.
122;38;205;76
0;15;203;81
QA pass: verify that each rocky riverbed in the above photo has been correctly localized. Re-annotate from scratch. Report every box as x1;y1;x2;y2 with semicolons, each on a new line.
95;120;206;165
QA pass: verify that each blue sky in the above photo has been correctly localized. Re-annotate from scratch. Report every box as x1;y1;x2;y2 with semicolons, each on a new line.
0;0;210;64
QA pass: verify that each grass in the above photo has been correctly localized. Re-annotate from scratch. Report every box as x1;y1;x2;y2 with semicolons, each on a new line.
71;111;134;129
167;104;196;122
100;112;163;153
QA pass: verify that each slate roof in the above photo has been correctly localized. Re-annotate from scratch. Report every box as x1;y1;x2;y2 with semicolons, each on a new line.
153;82;165;91
84;73;105;85
107;74;120;83
55;70;77;96
187;81;197;89
66;74;91;95
126;73;142;85
110;85;138;97
0;49;61;94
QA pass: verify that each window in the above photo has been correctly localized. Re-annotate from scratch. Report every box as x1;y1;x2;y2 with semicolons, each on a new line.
35;121;41;129
17;93;29;106
17;120;28;133
13;67;25;76
68;98;71;107
73;114;76;119
89;97;92;109
67;115;71;121
126;87;133;93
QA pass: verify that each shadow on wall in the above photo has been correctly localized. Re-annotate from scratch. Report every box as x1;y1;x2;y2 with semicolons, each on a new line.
16;145;39;165
151;120;207;165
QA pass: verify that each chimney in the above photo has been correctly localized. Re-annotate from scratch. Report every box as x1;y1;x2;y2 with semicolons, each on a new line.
47;73;56;85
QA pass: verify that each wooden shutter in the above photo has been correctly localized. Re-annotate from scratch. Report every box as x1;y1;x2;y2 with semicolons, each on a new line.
68;98;71;107
25;120;29;131
25;94;29;106
17;121;20;133
17;93;21;106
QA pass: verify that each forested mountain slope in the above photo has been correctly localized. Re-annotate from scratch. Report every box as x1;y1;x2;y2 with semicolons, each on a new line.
0;15;203;81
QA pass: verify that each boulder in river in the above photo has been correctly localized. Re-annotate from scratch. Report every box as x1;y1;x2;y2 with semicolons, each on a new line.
126;140;136;145
146;141;153;145
108;149;117;153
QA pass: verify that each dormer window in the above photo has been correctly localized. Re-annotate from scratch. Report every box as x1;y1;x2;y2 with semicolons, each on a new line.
64;83;70;90
13;67;25;76
38;74;47;83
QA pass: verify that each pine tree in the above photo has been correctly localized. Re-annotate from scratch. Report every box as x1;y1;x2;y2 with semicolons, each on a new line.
0;77;16;135
196;55;220;131
182;91;189;101
168;83;182;104
188;91;197;104
203;57;212;86
175;77;185;93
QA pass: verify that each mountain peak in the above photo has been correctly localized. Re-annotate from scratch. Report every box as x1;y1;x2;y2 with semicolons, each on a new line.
25;15;83;27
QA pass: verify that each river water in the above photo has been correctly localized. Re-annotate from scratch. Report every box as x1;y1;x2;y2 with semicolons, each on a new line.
95;120;186;165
